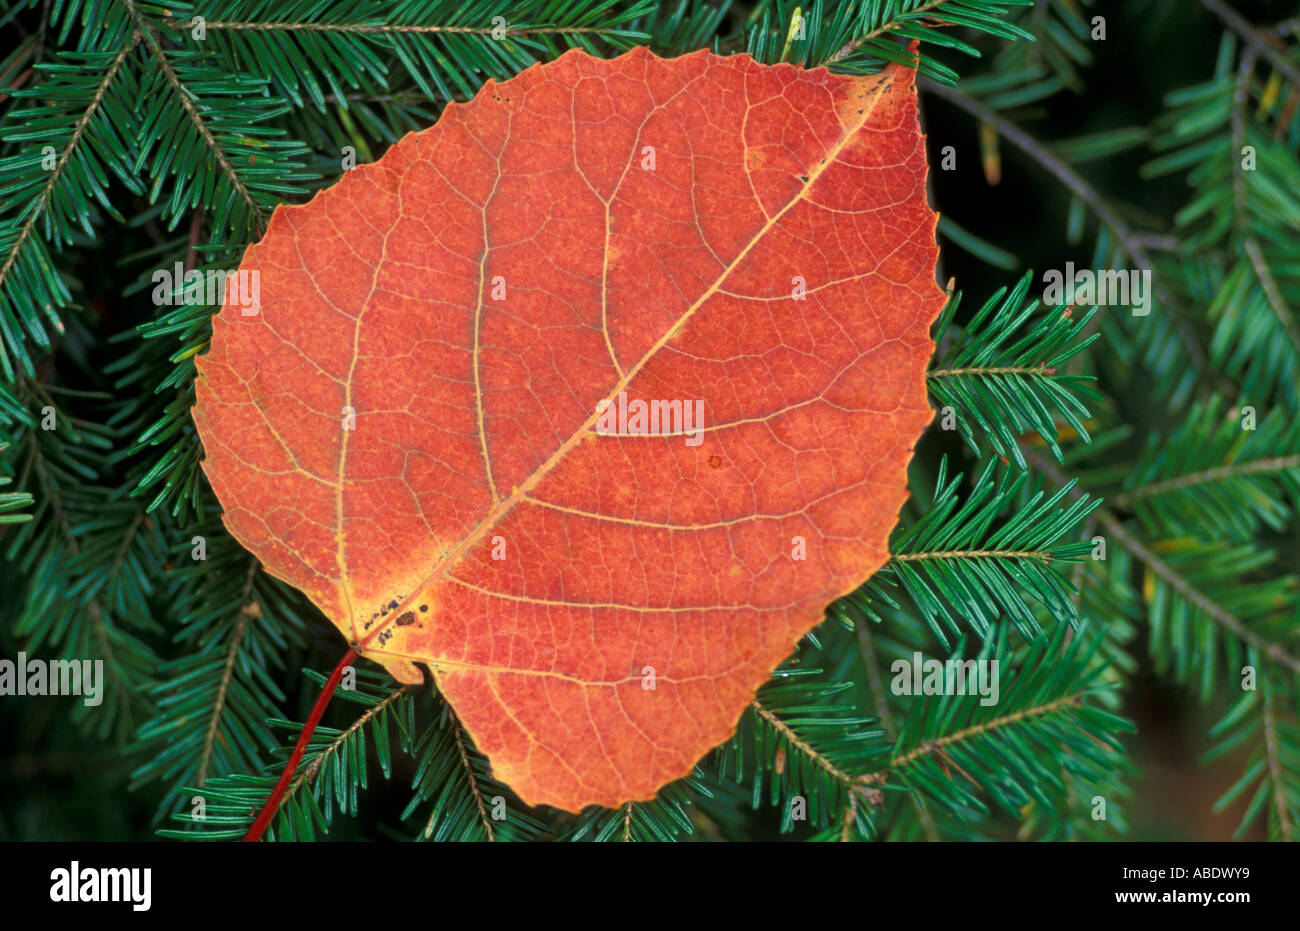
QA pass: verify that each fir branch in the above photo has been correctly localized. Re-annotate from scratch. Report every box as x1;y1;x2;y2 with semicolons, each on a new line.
194;561;256;786
0;36;134;285
161;670;416;840
824;0;953;64
1231;48;1300;388
864;624;1131;827
405;694;548;842
445;712;495;841
1145;40;1300;407
1243;236;1300;360
775;0;1035;82
1112;456;1300;509
887;692;1080;771
156;0;655;107
921;77;1155;271
0;37;138;377
1103;520;1299;677
1025;446;1300;678
850;609;895;735
1231;45;1259;229
129;524;312;813
752;698;860;789
1205;674;1300;841
0;474;32;522
926;272;1099;469
289;683;412;806
857;458;1098;645
1110;398;1300;541
711;668;890;838
127;1;262;229
7;394;163;740
563;779;700;841
195;617;244;786
184;21;631;36
931;364;1057;377
895;547;1051;561
1260;689;1294;842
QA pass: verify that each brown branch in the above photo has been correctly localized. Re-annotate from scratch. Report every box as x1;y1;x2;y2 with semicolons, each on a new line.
1201;0;1300;88
1231;45;1258;229
838;793;858;842
852;614;895;736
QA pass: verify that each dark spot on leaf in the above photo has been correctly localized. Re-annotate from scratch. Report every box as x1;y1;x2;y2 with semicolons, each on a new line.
395;611;416;626
708;454;722;468
420;604;428;612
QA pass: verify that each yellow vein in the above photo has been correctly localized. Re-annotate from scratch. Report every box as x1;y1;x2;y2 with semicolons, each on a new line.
360;70;895;650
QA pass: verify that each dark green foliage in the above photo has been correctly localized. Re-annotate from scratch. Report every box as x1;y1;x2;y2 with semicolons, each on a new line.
856;458;1100;645
928;271;1101;467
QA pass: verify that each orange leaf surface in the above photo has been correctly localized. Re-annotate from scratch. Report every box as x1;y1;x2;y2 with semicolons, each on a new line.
192;47;943;812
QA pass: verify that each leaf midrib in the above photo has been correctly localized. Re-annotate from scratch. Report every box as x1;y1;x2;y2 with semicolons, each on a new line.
354;65;898;653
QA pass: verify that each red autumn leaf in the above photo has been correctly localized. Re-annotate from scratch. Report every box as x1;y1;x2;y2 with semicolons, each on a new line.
193;47;943;812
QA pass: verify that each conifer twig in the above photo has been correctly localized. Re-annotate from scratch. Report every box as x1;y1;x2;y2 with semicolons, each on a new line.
894;548;1052;562
443;713;496;841
884;694;1081;772
1110;454;1300;509
1201;0;1300;88
126;1;264;228
289;684;411;805
825;0;948;64
751;699;858;788
0;34;137;295
174;19;626;36
929;364;1056;378
195;562;258;786
1023;447;1300;676
1261;690;1294;842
